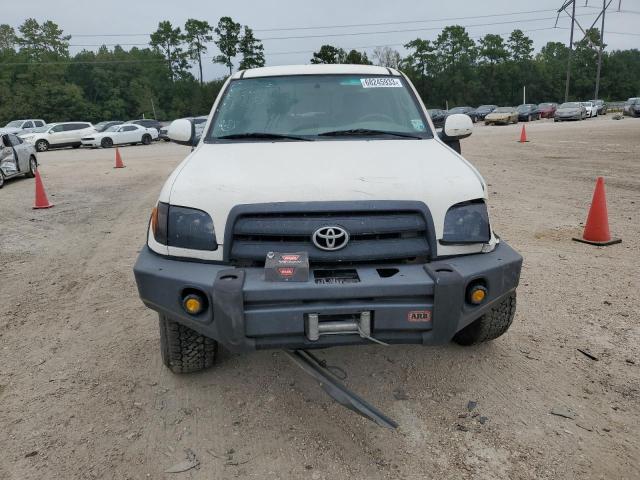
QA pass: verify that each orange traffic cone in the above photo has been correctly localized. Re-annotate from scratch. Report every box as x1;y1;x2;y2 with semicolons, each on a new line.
572;177;621;246
33;170;54;209
114;148;125;168
519;124;529;143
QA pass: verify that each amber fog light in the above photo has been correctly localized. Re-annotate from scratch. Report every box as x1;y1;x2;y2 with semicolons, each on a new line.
467;284;488;305
182;292;207;315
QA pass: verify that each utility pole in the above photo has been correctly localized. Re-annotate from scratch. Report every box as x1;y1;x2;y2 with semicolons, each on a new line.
594;0;606;100
564;0;577;102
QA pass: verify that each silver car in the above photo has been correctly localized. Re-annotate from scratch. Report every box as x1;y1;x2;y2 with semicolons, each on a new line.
0;133;38;188
554;102;587;122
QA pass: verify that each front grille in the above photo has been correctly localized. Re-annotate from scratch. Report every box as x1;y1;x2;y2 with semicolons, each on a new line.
228;210;431;266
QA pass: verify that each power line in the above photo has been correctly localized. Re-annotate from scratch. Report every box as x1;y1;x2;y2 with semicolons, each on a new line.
65;7;582;38
67;13;596;47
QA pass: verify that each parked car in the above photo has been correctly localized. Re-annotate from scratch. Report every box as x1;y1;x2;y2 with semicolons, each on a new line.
81;123;158;148
484;107;518;125
127;119;162;132
473;105;497;121
0;133;38;188
135;64;522;391
581;102;597;118
19;122;96;152
537;103;557;118
624;97;640;117
554;102;587;122
94;121;124;133
427;109;447;129
516;104;540;122
589;99;607;115
448;106;477;123
0;119;46;135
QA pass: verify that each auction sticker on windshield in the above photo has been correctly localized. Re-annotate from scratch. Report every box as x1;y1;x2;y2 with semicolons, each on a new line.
360;78;403;88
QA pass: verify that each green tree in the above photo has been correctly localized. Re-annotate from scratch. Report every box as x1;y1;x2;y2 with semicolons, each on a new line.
150;21;189;82
214;16;241;75
478;34;508;65
17;19;70;60
238;26;265;70
310;45;346;64
0;24;17;52
507;29;533;62
344;49;372;65
184;19;213;85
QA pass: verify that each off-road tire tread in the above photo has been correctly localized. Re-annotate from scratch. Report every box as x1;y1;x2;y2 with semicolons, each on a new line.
454;292;516;346
159;315;217;373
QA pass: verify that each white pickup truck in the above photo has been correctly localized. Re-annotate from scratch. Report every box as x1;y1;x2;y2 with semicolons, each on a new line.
134;64;522;376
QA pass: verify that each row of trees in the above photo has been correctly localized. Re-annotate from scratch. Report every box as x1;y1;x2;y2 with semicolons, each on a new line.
310;26;640;107
0;18;638;124
149;17;264;83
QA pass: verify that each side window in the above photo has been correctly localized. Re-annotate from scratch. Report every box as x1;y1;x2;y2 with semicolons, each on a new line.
23;121;34;129
34;121;45;127
50;125;64;133
63;124;80;131
9;134;23;146
123;126;137;132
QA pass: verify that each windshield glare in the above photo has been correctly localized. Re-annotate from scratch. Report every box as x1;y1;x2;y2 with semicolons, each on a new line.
207;75;432;141
105;125;120;132
560;102;580;108
494;107;513;113
33;125;51;133
5;121;23;128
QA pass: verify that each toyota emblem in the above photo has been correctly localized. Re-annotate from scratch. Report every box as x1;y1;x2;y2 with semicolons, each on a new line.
312;226;350;251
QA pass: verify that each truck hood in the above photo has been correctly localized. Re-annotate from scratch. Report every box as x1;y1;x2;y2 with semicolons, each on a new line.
169;138;486;242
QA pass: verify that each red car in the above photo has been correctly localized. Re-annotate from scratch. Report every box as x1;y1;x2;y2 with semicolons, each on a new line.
538;102;557;118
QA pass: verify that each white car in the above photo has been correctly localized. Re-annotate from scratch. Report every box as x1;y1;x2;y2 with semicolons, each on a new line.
20;122;96;152
81;123;158;148
134;64;522;389
581;102;597;118
0;133;38;188
0;119;46;135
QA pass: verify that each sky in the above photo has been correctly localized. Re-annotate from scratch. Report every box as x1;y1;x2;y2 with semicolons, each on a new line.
4;0;639;80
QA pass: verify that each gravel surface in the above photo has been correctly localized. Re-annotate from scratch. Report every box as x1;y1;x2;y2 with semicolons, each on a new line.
1;116;639;479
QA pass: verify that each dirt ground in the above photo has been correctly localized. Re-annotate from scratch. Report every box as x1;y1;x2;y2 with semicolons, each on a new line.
1;116;639;480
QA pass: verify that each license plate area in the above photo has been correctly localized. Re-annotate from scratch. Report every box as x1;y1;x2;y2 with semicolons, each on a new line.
305;311;371;341
314;269;360;285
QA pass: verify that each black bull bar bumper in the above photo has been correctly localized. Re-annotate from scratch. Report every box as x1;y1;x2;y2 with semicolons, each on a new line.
133;241;522;353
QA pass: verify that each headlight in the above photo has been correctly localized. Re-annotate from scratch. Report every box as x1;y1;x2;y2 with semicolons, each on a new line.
150;202;218;251
442;200;491;244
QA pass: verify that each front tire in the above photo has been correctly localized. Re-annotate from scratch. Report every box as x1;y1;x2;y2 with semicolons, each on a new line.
101;137;113;148
453;292;517;346
159;314;218;374
26;156;37;178
35;139;49;152
142;134;152;145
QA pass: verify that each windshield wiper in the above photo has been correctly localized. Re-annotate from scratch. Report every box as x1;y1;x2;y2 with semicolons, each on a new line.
317;128;423;139
216;132;312;141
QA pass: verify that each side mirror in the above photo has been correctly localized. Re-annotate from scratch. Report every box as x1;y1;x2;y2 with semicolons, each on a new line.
442;113;473;140
439;113;473;154
168;119;195;146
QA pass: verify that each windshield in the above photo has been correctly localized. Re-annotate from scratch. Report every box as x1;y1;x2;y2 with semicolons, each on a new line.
494;107;513;113
560;102;580;108
33;125;52;133
5;121;23;128
539;103;554;108
105;125;120;132
207;75;432;141
448;107;468;114
516;105;533;112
